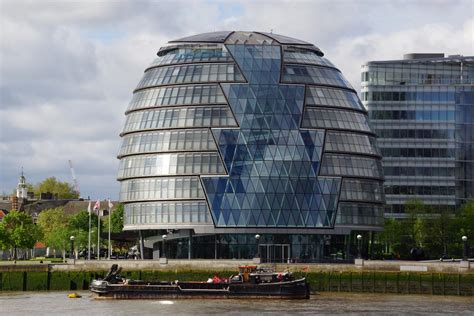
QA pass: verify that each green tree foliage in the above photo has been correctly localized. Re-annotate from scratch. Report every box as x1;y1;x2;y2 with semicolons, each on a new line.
70;210;98;231
454;201;474;238
34;177;79;199
37;207;71;259
69;210;99;251
376;200;474;259
103;203;124;233
0;210;41;259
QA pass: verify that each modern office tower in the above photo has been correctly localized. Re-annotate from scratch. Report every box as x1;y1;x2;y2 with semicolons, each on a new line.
363;54;473;217
118;31;384;261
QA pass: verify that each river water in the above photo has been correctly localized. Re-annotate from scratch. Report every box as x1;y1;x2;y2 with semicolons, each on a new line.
0;291;472;315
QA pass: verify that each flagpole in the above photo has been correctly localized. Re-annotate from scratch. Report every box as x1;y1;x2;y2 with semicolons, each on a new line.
88;201;91;260
97;207;100;261
108;199;111;260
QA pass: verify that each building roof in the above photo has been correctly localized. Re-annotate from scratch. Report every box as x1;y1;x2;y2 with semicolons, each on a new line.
364;54;474;66
168;31;319;51
22;199;119;216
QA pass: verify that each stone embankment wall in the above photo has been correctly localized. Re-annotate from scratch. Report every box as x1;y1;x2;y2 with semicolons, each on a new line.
0;260;472;295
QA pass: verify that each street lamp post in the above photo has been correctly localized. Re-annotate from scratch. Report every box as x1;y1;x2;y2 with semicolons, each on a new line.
162;234;167;258
255;234;261;258
462;236;468;261
69;236;75;263
356;234;362;259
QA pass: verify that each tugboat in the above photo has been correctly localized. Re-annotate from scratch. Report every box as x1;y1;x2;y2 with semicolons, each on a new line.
90;264;310;299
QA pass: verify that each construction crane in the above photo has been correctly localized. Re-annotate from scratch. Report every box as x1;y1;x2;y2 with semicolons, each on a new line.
68;160;80;196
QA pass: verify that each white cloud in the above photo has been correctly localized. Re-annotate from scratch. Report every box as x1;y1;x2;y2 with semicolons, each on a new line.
0;0;472;199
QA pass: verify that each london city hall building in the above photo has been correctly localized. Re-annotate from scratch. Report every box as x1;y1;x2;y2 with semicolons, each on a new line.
118;31;384;261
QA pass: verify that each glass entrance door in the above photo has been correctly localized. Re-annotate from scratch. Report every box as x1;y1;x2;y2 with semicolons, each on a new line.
259;244;290;263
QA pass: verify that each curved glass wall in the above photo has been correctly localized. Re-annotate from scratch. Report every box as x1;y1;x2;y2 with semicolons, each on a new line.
301;108;371;132
124;201;212;225
148;46;233;68
283;48;336;68
122;106;237;133
119;129;216;157
320;154;383;178
136;64;245;90
282;64;353;89
128;84;226;112
120;177;205;202
324;131;379;156
340;178;384;202
305;86;364;111
118;153;226;179
336;203;384;226
118;32;384;238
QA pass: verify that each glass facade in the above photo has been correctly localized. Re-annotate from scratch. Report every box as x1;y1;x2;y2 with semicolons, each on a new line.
118;31;384;261
363;54;474;216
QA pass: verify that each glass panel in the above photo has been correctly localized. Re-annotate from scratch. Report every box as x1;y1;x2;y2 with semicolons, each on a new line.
283;48;335;68
136;63;245;89
128;84;227;112
282;64;353;89
118;152;226;179
305;86;364;111
319;154;383;178
340;179;384;202
124;201;212;225
302;108;371;132
148;46;233;68
335;202;384;226
119;177;205;202
122;106;237;133
324;131;380;155
119;129;216;156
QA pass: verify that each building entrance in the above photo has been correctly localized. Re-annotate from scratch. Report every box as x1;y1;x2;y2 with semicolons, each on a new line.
259;244;290;263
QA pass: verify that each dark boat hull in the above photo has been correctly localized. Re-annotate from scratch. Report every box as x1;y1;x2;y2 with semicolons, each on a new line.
90;278;310;300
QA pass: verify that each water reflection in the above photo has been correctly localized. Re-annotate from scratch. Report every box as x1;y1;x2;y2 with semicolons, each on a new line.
0;292;472;315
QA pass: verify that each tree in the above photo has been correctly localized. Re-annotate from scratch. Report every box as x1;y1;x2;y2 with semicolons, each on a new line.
454;201;474;238
0;210;41;260
70;210;99;253
404;198;429;249
103;204;124;233
37;207;71;260
70;210;98;232
34;177;79;199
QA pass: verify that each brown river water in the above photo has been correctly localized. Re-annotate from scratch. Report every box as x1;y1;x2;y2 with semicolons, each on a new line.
0;291;472;315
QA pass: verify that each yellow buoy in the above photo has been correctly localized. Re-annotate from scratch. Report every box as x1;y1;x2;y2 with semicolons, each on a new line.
68;293;81;298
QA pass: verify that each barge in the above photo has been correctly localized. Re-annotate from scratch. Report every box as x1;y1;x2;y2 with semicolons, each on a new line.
90;264;310;299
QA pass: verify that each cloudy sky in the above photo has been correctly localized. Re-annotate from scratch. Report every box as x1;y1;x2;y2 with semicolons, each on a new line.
0;0;472;200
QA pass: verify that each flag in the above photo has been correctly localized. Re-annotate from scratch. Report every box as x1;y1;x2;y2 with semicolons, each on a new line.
108;199;113;209
93;200;100;212
87;201;92;214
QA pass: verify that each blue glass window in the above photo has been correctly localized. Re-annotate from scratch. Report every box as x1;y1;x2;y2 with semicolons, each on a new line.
136;64;245;89
320;154;383;178
124;201;212;225
119;129;216;156
120;177;205;202
122;106;237;133
128;84;226;112
302;108;371;132
148;46;233;68
118;153;226;179
282;64;353;89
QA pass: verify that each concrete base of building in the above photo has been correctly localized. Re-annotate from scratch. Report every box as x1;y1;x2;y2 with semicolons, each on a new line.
159;257;168;265
354;258;364;266
459;260;470;272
